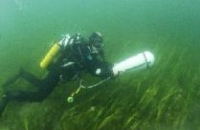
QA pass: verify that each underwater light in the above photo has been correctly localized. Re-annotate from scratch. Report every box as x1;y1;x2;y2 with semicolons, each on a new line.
112;51;155;76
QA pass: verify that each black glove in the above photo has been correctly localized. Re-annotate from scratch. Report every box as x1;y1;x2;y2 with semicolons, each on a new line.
96;62;114;79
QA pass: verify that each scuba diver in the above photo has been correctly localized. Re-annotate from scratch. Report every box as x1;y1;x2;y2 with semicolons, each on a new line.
0;32;114;116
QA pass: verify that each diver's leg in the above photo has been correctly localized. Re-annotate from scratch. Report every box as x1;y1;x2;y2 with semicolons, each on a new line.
1;68;42;88
19;69;43;87
0;94;8;116
0;70;61;116
1;72;21;88
0;89;55;116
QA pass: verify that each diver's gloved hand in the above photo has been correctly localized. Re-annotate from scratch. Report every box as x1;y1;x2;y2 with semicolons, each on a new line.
95;63;114;79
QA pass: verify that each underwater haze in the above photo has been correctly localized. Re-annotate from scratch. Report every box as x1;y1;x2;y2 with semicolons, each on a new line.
0;0;200;130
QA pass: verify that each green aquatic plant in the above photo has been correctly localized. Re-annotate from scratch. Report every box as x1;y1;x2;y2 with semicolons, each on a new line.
22;116;29;130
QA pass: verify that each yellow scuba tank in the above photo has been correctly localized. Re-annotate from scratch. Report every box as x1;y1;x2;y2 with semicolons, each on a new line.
40;43;61;69
40;34;71;69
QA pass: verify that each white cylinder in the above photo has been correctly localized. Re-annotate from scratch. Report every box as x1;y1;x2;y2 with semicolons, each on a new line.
112;51;155;76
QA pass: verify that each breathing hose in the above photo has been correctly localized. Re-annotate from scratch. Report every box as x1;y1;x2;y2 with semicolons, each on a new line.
67;77;111;103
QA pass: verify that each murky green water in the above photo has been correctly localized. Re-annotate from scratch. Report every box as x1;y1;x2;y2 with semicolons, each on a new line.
0;0;200;130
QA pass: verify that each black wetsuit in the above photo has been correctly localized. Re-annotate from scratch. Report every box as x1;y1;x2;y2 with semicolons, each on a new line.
0;36;112;116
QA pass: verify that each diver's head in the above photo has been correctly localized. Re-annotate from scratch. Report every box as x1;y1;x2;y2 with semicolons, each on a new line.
89;32;104;53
